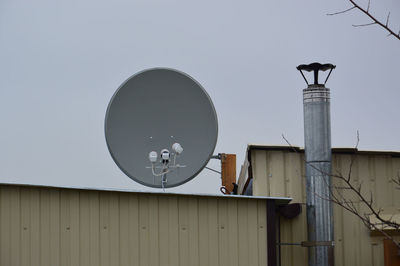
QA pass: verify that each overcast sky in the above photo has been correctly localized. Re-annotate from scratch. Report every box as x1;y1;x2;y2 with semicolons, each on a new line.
1;0;399;194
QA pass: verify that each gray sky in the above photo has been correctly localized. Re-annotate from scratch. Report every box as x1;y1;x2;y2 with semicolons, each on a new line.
1;0;399;194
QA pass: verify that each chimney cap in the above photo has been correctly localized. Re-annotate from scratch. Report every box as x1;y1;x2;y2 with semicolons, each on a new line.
296;62;336;86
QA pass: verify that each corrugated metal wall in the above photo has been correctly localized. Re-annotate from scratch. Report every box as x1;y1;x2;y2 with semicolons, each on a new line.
0;185;268;266
250;148;400;266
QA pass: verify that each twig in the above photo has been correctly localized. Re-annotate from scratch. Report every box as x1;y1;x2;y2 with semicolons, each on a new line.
392;174;400;187
281;131;400;248
353;22;377;27
281;134;299;153
327;6;356;16
386;12;390;27
348;0;399;40
329;0;400;41
347;131;360;182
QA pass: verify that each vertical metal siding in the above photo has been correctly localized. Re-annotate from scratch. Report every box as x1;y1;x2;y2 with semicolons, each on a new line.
250;149;400;266
0;185;268;266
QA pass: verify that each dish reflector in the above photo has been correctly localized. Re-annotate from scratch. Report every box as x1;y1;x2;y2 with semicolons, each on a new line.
105;68;218;188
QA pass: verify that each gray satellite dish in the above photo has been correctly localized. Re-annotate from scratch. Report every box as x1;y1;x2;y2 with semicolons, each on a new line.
105;68;218;188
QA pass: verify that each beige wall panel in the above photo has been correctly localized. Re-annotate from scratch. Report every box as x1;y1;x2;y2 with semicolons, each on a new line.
284;152;303;202
268;151;307;266
50;189;61;266
287;152;307;265
79;191;91;266
251;150;400;266
371;239;384;266
342;201;359;266
20;187;31;266
336;154;360;266
359;226;373;266
30;189;40;266
10;187;21;266
331;153;343;263
279;153;299;265
227;199;239;266
207;198;219;266
217;199;229;266
178;196;190;266
393;158;400;205
247;200;259;266
357;156;375;266
149;196;159;266
167;196;179;266
40;189;51;266
138;195;149;266
110;193;121;266
237;200;249;266
70;190;80;266
60;190;71;266
198;197;209;266
389;159;396;201
0;185;269;266
280;217;293;266
188;197;200;266
289;216;307;266
257;200;267;266
333;198;344;265
267;151;286;197
374;157;392;208
99;192;110;266
0;187;11;266
386;157;394;206
300;154;306;203
128;194;140;266
294;155;308;266
119;193;130;266
252;150;268;196
89;191;100;266
158;195;170;266
357;155;374;208
367;156;378;208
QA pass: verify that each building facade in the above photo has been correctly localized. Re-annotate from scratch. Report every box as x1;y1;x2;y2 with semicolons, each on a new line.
238;145;400;266
0;184;289;266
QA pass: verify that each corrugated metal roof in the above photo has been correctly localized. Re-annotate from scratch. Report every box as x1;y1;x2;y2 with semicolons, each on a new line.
241;146;400;266
247;143;400;156
0;184;274;266
0;181;292;205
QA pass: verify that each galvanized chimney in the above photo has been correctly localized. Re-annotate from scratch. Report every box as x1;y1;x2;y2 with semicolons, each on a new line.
297;63;336;266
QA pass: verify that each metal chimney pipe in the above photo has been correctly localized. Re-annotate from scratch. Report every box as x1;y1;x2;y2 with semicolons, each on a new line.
297;63;336;266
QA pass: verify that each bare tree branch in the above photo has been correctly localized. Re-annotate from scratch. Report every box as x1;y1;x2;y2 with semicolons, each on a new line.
348;0;399;39
347;131;360;182
327;6;356;16
281;131;400;248
386;12;390;27
392;174;400;187
353;22;377;27
329;0;400;41
281;134;299;153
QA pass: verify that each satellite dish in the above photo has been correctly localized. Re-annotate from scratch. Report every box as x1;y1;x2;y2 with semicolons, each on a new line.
105;68;218;188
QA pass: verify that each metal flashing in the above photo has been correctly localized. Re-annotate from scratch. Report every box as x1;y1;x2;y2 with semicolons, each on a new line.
0;181;292;205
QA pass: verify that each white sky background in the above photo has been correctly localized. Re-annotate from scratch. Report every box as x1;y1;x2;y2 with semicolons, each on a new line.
1;0;399;194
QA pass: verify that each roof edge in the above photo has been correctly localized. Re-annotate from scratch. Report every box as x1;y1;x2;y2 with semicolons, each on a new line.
247;144;400;157
0;181;292;204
